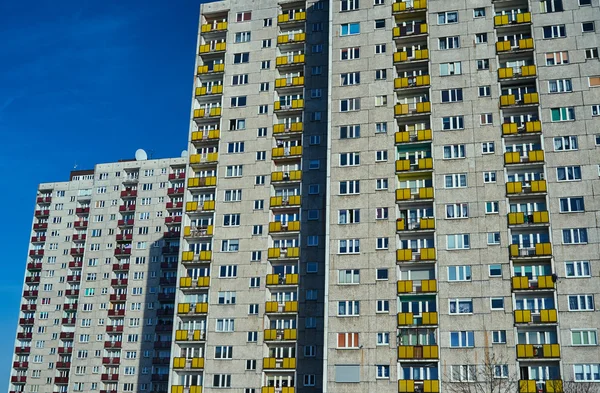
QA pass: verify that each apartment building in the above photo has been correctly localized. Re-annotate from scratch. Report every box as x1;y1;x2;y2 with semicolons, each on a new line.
10;157;187;393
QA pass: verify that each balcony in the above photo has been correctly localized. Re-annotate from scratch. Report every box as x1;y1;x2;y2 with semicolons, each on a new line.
396;248;436;262
265;301;298;314
506;180;547;195
114;248;131;256
394;102;431;117
102;357;121;365
180;276;210;288
164;231;180;239
171;386;202;393
397;279;437;294
11;376;26;384
520;380;563;393
269;221;300;233
109;294;127;302
161;261;178;269
188;176;217;188
164;216;182;225
278;11;306;24
36;196;52;204
270;195;301;208
162;246;179;255
160;277;177;285
73;221;88;229
62;317;76;326
200;21;227;33
19;318;34;326
398;380;439;393
34;209;50;218
173;357;205;370
57;346;73;354
104;341;122;349
115;233;133;242
274;99;304;113
272;146;302;159
111;278;128;286
502;121;542;136
75;207;90;215
169;172;186;180
509;243;552;259
166;201;184;210
191;129;220;143
395;129;431;144
177;302;209;315
56;361;71;369
152;357;170;365
272;170;302;183
262;388;294;393
514;309;557;324
398;345;438;360
63;303;78;311
24;276;40;284
181;250;212;263
117;219;135;227
174;329;206;342
396;187;434;203
496;38;534;53
198;41;226;54
195;85;223;96
508;211;549;226
70;247;85;256
277;33;306;45
197;63;224;75
120;189;137;198
105;325;124;333
393;0;427;13
65;289;79;297
72;234;86;241
498;65;536;80
59;332;74;340
193;107;222;119
266;273;299;286
185;200;215;212
30;236;46;243
28;250;44;257
26;262;42;271
32;222;48;230
158;292;175;302
276;54;305;68
183;225;213;238
14;347;31;354
516;344;560;359
263;357;296;370
107;309;125;316
17;332;33;340
264;328;297;341
395;158;433;173
118;204;136;212
395;75;430;90
504;150;544;165
167;187;185;196
12;361;28;369
494;12;531;27
393;23;428;38
273;122;303;135
268;247;299;260
101;374;119;382
512;275;555;291
500;93;539;107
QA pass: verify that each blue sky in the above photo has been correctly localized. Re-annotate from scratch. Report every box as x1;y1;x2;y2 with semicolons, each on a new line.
0;0;204;384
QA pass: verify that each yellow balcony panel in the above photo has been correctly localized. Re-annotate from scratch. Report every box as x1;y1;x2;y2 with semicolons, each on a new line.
263;357;276;369
498;67;514;79
535;242;552;256
516;12;532;23
521;65;537;77
540;309;558;323
191;129;221;142
283;357;297;369
275;78;287;88
396;159;411;172
197;276;210;287
293;12;306;21
180;277;192;288
524;92;539;105
397;280;414;293
277;14;289;23
198;44;210;53
514;309;532;323
187;176;217;188
504;151;521;164
520;380;537;393
284;301;298;312
266;274;279;286
263;387;275;393
519;38;534;50
173;357;186;368
193;109;205;118
397;249;413;262
532;211;549;223
293;54;305;64
500;94;516;107
532;180;547;193
546;381;563;393
191;357;205;369
508;212;525;225
284;328;297;340
526;120;542;133
502;122;518;135
398;312;414;325
186;201;198;212
394;51;408;62
416;102;431;113
209;107;221;117
420;217;435;229
418;157;433;170
506;181;523;194
496;40;511;52
175;330;188;341
172;386;184;393
265;301;279;313
264;329;277;341
398;345;438;359
292;76;304;86
199;250;212;261
494;14;510;26
397;279;437;294
399;380;415;393
395;104;409;116
178;303;191;314
419;187;434;199
276;56;288;66
203;200;215;211
396;219;406;231
282;388;295;393
277;35;289;44
195;302;208;313
294;33;306;42
285;273;299;285
182;251;194;261
421;248;436;260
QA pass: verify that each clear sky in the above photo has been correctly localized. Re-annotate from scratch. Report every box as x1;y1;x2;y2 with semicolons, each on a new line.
0;0;205;384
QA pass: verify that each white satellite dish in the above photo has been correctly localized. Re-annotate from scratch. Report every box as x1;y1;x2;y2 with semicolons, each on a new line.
135;149;148;161
181;150;188;158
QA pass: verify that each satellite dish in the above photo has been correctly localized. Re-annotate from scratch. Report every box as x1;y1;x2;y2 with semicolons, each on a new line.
181;150;188;158
135;149;148;161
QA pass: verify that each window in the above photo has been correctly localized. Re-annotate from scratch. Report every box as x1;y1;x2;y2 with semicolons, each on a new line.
484;172;496;183
442;116;464;130
340;23;360;36
309;160;320;170
438;11;458;24
337;332;359;348
375;69;387;80
375;96;387;107
482;142;495;154
375;150;388;161
583;22;596;33
377;332;390;345
340;98;360;111
263;18;272;27
490;298;504;310
224;189;242;202
340;152;360;166
236;11;251;21
565;261;591;277
447;234;470;250
339;269;360;284
226;165;243;177
227;142;245;153
375;44;386;54
487;232;501;245
341;47;360;60
492;330;507;344
216;319;235;332
376;300;390;313
229;119;246;130
304;375;316;386
375;19;385;29
341;0;359;11
311;112;322;121
541;0;564;12
451;365;477;382
569;295;594;311
580;0;592;4
312;22;323;32
341;72;360;86
473;8;485;18
450;331;475;347
339;209;360;224
554;136;578;151
234;32;251;43
340;125;360;139
248;304;259;314
448;266;471;281
439;36;460;50
376;269;388;280
477;59;490;70
221;239;240;252
444;174;467;188
486;201;499;214
480;113;493;125
262;39;272;48
557;166;582;181
446;203;468;219
213;374;232;388
258;105;268;114
307;262;318;273
444;145;465;159
563;228;588;244
574;364;600;381
259;82;269;91
339;239;360;254
549;79;572;93
560;197;585;213
247;332;258;342
572;330;598;346
304;345;316;357
339;180;360;194
223;214;240;227
594;105;600;116
475;33;487;43
233;52;250;64
377;365;390;379
449;299;473;314
307;236;319;246
308;210;319;220
376;178;388;190
374;0;384;4
309;184;320;194
261;60;270;69
338;301;360;316
310;89;323;98
543;25;566;38
586;48;599;59
441;89;463;103
489;264;502;277
218;291;236;305
219;265;238;278
546;51;569;65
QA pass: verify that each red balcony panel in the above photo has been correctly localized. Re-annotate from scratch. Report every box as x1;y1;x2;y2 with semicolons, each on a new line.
30;236;46;243
168;173;176;180
54;376;69;384
101;374;120;381
167;187;175;195
100;390;118;393
105;325;124;333
163;231;180;238
66;275;81;283
119;205;127;212
107;309;126;316
68;261;83;269
70;248;84;255
12;361;28;368
56;361;71;369
14;347;30;354
63;303;78;311
59;332;74;340
28;250;44;257
127;204;136;211
33;223;48;230
25;276;40;284
109;294;127;302
117;219;135;227
37;196;52;203
19;318;34;325
164;216;173;224
17;332;33;340
102;357;121;365
75;207;90;214
62;318;76;326
34;210;50;217
27;262;43;271
65;289;79;297
20;304;36;312
104;341;122;349
72;234;86;241
112;263;130;271
57;347;73;354
23;290;38;298
73;221;88;228
111;278;128;286
11;376;26;383
174;216;182;223
114;248;132;256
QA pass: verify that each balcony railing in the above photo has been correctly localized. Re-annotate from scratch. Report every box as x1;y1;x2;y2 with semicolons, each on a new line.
277;33;306;45
266;273;299;286
393;0;427;13
173;357;205;369
494;12;531;27
504;150;544;165
276;54;305;67
395;75;430;89
265;301;298;313
516;344;560;359
512;275;555;290
398;312;438;326
174;329;206;342
269;221;300;233
397;279;437;293
187;176;217;188
198;42;226;54
496;38;534;52
180;276;210;288
275;77;304;88
395;102;431;116
272;170;302;182
274;99;304;111
267;247;299;259
499;65;536;79
395;158;433;172
195;85;223;96
508;211;549;225
263;357;296;369
183;225;213;238
393;23;428;38
396;187;434;201
520;380;563;393
397;248;436;262
200;21;228;33
509;243;552;258
398;380;439;393
395;129;431;143
177;302;209;314
514;309;557;324
273;123;303;135
398;345;438;359
197;63;224;74
191;129;220;142
502;121;541;135
506;180;546;195
500;93;539;107
270;195;300;208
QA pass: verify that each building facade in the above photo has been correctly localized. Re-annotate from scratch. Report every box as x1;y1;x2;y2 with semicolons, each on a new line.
10;1;600;393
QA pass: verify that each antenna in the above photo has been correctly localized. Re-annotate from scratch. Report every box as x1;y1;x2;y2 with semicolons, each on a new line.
135;149;148;161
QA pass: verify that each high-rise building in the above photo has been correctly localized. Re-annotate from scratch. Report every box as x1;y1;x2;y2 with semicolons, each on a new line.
10;157;187;393
10;1;600;393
